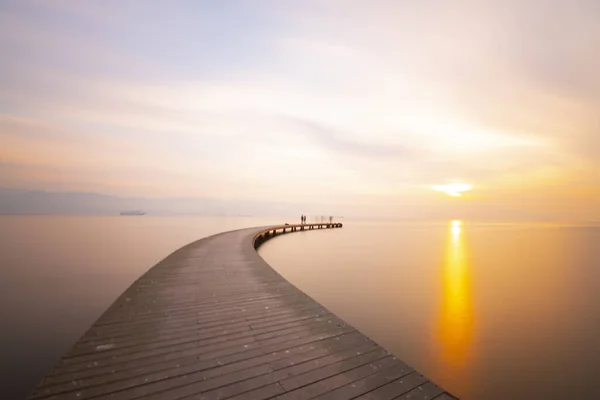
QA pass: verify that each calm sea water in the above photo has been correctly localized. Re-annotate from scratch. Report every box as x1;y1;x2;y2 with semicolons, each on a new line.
259;220;600;399
0;215;281;399
1;217;599;399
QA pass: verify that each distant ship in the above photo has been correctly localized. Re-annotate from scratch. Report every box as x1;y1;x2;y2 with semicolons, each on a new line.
120;211;146;216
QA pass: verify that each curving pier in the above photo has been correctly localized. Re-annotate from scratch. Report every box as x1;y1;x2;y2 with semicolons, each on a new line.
29;223;456;400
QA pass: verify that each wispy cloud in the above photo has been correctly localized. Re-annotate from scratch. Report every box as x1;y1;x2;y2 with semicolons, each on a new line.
280;115;422;160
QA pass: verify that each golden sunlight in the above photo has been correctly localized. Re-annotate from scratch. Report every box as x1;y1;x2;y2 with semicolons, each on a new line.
438;220;474;374
432;183;473;197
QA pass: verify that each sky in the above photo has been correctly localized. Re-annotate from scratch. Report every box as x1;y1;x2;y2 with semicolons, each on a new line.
1;0;599;220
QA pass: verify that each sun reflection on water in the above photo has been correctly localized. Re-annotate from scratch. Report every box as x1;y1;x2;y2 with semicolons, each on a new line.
438;220;474;379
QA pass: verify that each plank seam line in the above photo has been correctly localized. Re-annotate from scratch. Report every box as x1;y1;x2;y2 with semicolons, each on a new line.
32;330;359;399
172;350;392;400
63;311;335;360
341;369;420;400
57;316;346;371
83;333;366;400
41;323;351;385
348;370;421;400
274;353;395;395
208;353;396;400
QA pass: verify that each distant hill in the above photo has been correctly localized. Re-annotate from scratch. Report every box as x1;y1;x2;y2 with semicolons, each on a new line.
0;188;314;217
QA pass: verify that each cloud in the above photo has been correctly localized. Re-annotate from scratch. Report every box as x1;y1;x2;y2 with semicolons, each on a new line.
279;115;422;160
1;0;599;219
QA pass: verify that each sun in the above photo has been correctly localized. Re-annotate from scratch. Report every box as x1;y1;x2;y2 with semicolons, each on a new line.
431;183;473;197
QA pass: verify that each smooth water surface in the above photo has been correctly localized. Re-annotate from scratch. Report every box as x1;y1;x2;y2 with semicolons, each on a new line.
260;221;600;399
2;217;599;399
0;215;280;399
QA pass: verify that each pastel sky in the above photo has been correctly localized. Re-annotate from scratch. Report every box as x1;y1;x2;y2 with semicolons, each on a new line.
1;1;599;219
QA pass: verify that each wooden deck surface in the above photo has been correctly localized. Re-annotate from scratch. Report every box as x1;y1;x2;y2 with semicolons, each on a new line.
29;224;456;400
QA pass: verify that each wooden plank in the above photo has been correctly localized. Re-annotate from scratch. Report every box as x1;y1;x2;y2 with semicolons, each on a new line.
126;342;382;400
433;394;459;400
275;355;399;400
397;381;449;400
72;307;331;357
315;361;414;399
39;323;353;389
353;372;429;400
28;224;457;400
34;331;360;399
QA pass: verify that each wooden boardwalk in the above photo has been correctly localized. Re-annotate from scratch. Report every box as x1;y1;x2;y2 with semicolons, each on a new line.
29;223;456;400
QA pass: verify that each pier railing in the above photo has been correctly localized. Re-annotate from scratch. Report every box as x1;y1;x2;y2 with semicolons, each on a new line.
253;222;343;249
